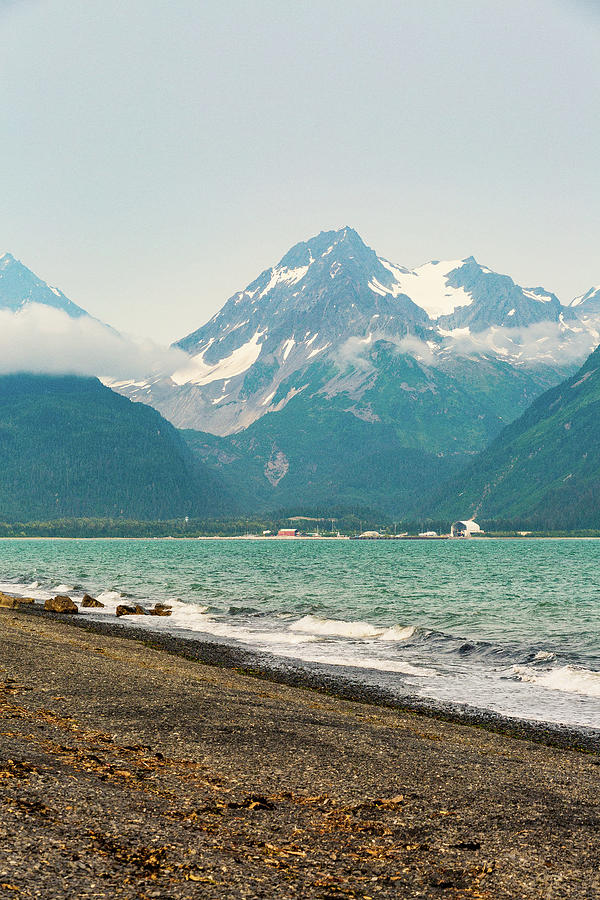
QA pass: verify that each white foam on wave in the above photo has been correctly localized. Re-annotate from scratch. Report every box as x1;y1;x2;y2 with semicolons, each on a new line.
533;650;556;663
512;664;600;698
0;580;53;601
275;649;437;677
74;593;313;647
71;598;432;675
96;590;126;606
289;614;415;642
379;624;417;641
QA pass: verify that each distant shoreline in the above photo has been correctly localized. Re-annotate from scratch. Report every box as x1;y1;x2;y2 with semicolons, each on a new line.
1;534;600;541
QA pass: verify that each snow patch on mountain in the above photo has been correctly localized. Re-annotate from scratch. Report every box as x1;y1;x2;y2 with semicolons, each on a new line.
259;264;310;297
384;259;473;318
171;330;264;386
523;288;555;304
281;338;295;361
570;286;600;308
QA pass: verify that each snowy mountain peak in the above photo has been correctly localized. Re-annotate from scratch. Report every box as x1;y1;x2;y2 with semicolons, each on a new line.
0;254;89;318
277;226;363;268
176;228;427;356
109;228;600;437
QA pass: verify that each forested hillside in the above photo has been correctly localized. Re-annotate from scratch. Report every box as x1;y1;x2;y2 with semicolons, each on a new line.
434;345;600;529
0;375;230;520
183;392;465;517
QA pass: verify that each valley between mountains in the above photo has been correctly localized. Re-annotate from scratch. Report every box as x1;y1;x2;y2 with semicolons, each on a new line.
1;228;599;524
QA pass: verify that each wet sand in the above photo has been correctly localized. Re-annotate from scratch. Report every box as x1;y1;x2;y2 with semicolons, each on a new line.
1;608;599;898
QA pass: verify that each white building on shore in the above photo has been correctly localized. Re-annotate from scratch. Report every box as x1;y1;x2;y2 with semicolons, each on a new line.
451;519;482;538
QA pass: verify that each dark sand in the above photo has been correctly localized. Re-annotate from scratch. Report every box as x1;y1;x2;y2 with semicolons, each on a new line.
1;608;599;899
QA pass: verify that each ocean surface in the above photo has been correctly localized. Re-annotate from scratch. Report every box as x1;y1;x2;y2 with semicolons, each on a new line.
1;537;600;730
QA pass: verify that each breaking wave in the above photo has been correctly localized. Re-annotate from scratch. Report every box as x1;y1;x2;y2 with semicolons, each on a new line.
511;665;600;698
289;614;416;641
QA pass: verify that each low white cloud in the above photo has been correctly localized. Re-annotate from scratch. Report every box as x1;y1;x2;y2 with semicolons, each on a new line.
441;320;598;367
334;334;375;371
391;334;437;365
335;332;437;370
0;305;186;379
334;320;597;374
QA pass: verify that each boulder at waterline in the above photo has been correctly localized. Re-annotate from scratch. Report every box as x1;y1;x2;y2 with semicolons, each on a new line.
81;594;105;608
149;604;172;617
44;595;78;614
115;604;147;617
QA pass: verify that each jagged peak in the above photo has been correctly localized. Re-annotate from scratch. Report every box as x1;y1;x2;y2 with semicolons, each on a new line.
0;253;44;278
0;252;16;269
0;253;89;318
277;226;371;270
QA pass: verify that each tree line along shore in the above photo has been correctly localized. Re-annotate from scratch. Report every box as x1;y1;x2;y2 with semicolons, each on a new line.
0;517;599;539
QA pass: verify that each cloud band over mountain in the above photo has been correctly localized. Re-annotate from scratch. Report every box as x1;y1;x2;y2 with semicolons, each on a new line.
0;305;186;379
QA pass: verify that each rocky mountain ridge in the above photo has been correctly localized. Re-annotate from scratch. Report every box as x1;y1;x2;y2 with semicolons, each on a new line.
107;228;599;438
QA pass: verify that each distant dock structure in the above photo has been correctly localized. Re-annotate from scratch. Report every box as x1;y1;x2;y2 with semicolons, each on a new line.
451;519;482;538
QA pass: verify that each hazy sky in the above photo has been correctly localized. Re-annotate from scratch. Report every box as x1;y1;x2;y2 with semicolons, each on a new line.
1;0;599;343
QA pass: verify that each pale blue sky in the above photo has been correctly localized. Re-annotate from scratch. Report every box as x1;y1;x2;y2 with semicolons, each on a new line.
1;0;599;342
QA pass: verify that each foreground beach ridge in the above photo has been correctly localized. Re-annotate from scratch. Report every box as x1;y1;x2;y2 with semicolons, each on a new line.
1;609;599;898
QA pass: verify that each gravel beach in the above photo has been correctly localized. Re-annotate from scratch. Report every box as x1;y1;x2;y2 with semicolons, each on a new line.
1;607;599;899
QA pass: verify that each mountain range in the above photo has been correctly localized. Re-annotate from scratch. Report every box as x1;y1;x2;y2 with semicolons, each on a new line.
1;234;599;522
106;228;598;439
108;227;599;515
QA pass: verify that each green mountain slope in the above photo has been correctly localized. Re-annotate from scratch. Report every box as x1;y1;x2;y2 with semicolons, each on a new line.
182;342;566;517
434;345;600;528
183;392;466;518
0;375;230;521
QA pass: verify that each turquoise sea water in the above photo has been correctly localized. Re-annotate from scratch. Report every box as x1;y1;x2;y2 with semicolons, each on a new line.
1;537;599;729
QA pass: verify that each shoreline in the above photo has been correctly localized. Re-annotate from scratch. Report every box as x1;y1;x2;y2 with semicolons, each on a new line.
1;533;600;541
2;607;600;898
19;603;600;754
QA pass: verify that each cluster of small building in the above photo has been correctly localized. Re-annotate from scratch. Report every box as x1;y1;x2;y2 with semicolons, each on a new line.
265;520;482;540
356;520;482;540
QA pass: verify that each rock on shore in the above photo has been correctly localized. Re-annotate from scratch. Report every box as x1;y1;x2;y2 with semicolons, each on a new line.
44;595;78;614
115;603;147;617
149;603;172;617
0;592;34;609
81;594;104;608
